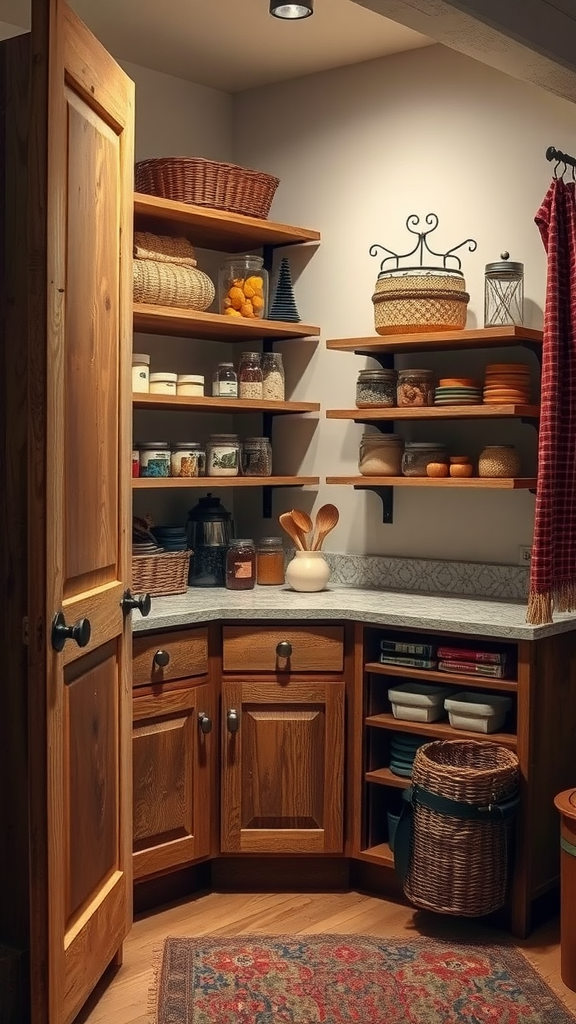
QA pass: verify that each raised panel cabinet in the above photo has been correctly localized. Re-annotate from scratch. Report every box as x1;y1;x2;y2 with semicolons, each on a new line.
220;679;345;854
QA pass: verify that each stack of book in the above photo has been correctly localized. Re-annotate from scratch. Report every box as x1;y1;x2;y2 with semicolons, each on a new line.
380;639;437;670
436;646;508;679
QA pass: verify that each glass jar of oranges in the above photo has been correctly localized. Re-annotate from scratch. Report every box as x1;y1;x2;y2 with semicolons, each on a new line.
218;255;268;320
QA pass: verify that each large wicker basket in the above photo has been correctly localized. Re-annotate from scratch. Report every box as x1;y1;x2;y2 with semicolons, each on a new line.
372;272;469;335
132;550;191;597
133;260;215;310
135;157;280;219
403;740;519;917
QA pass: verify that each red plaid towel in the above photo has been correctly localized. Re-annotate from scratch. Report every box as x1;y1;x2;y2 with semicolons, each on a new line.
528;179;576;624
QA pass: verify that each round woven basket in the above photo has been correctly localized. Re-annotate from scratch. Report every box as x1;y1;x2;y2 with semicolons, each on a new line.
135;157;280;219
372;273;469;335
133;260;215;310
404;739;519;917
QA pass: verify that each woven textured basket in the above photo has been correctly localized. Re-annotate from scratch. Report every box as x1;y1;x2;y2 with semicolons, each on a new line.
133;259;215;310
404;740;519;917
134;231;197;266
372;273;469;335
135;157;280;219
132;550;191;597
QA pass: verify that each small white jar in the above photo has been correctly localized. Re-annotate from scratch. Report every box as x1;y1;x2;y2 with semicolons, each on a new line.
132;353;150;393
149;371;177;396
176;374;205;397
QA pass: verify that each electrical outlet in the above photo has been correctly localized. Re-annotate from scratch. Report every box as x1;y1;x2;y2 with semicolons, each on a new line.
518;545;532;566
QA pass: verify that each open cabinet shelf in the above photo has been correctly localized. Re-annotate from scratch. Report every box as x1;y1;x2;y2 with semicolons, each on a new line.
133;394;320;415
326;326;543;356
326;404;540;422
133;476;319;490
133;303;319;340
327;475;537;489
365;712;517;750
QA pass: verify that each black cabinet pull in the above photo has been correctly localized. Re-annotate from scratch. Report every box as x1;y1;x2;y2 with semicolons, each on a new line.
227;708;240;733
51;612;91;653
199;712;212;734
153;649;170;668
276;640;292;658
121;590;151;617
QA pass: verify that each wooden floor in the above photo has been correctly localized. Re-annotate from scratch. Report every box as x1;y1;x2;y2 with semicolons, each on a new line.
75;890;576;1023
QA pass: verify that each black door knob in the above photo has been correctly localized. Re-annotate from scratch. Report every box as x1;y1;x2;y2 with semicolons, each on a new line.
198;712;212;734
276;640;292;658
227;708;240;733
121;589;151;617
51;612;91;653
153;649;170;668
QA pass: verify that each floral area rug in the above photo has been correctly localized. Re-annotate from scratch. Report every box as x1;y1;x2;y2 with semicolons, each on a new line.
151;933;575;1023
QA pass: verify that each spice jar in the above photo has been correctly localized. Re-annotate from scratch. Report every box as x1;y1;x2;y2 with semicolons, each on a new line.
226;539;256;591
138;442;170;478
149;372;177;396
238;351;263;399
218;255;268;319
402;442;448;477
206;434;240;477
170;442;206;478
262;351;285;401
176;374;204;397
484;252;524;327
356;369;398;408
397;369;435;407
478;445;521;478
132;353;150;393
215;362;238;398
241;436;273;477
358;433;404;476
256;537;285;585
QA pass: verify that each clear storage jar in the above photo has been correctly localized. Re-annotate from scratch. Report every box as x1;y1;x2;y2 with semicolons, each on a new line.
241;436;273;477
262;351;285;401
207;434;240;476
176;374;204;397
397;369;435;407
214;362;238;398
238;351;263;400
358;433;404;476
478;445;521;478
402;442;448;477
218;255;268;320
149;371;177;396
256;537;285;585
356;369;397;408
132;353;150;393
226;539;256;591
170;442;206;478
138;442;170;478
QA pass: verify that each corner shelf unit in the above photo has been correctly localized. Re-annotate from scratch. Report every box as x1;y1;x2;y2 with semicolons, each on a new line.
132;193;322;515
325;326;543;521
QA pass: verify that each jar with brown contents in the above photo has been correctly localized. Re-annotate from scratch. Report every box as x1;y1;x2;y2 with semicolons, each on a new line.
226;539;256;590
397;369;435;407
238;351;263;400
256;537;285;585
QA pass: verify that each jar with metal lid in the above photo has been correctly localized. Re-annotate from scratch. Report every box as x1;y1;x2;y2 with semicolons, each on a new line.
149;371;177;396
478;445;521;478
238;351;263;399
256;537;285;586
170;442;206;478
218;254;268;319
356;369;398;408
241;436;273;477
484;252;524;327
176;374;204;397
138;442;170;478
132;353;150;393
359;433;404;476
262;351;285;401
402;442;448;477
226;539;256;591
397;369;435;407
206;434;240;477
215;362;238;398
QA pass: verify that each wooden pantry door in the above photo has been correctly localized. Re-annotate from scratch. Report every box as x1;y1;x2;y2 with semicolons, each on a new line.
27;2;135;1021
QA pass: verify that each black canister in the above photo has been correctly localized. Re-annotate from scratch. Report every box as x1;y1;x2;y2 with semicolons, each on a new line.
186;493;234;587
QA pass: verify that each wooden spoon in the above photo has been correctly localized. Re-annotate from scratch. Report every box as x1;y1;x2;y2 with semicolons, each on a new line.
279;511;305;551
290;508;313;550
312;504;339;551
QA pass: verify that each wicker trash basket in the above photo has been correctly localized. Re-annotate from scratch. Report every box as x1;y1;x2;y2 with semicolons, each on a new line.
397;739;519;917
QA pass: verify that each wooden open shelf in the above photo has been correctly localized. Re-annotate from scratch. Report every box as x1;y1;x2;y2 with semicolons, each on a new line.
365;767;411;790
326;404;539;422
326;326;543;356
133;303;320;340
365;661;518;693
133;476;319;490
327;475;537;489
357;843;395;867
133;394;320;415
365;712;517;750
134;192;320;252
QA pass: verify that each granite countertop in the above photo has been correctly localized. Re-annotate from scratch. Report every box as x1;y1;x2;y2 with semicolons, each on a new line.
132;585;576;640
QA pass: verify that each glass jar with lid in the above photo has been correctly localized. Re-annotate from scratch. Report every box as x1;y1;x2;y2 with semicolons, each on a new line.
262;351;285;401
218;255;268;320
356;368;397;408
226;539;256;591
240;436;273;477
138;441;170;478
206;434;240;477
256;537;285;586
238;351;263;399
358;433;404;476
402;442;448;477
215;362;238;398
397;369;435;407
484;252;524;327
170;441;206;478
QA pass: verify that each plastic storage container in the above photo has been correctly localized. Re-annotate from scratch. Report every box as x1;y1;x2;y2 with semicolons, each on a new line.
176;374;204;397
444;691;513;733
218;254;268;319
149;371;177;396
132;353;150;393
388;682;452;723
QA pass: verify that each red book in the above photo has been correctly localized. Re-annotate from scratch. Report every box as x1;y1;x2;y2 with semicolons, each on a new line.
438;660;506;678
437;646;506;665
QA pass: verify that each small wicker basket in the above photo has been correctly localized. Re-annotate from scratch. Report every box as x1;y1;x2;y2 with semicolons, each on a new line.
132;550;191;597
403;739;519;917
372;272;469;335
133;260;215;310
135;157;280;219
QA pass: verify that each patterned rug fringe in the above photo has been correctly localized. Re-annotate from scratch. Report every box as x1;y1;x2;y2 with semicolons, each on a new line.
147;943;164;1024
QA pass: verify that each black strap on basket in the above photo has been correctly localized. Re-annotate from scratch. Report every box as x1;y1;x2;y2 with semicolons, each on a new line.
394;783;519;883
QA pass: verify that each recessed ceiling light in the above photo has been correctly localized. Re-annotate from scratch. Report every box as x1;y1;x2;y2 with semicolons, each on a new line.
269;2;314;20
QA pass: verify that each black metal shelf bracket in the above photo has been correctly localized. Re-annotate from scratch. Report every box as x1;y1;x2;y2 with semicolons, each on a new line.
353;484;394;523
262;485;273;518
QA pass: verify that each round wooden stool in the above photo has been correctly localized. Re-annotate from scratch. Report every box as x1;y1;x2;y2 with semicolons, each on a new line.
554;789;576;991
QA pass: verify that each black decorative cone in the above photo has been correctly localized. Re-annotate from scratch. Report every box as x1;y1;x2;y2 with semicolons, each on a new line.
269;257;301;322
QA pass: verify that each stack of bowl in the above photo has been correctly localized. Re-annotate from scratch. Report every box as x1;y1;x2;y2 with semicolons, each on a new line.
434;377;482;406
389;733;427;777
483;363;531;404
151;524;188;552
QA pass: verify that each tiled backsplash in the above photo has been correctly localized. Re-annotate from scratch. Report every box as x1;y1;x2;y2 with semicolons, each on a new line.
323;553;529;602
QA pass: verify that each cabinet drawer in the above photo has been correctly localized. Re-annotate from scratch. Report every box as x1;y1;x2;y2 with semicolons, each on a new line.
222;625;344;673
132;628;208;687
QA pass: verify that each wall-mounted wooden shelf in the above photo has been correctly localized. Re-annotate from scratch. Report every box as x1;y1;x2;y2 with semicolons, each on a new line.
364;660;518;693
133;394;320;415
326;326;543;356
365;712;517;750
133;476;319;490
133;303;320;340
327;475;537;489
326;404;539;422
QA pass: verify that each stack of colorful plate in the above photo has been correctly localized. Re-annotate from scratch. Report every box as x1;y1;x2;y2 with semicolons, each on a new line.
435;377;482;406
389;733;427;777
483;363;531;404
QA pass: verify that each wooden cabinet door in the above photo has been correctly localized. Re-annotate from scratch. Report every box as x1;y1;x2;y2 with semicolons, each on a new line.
221;681;345;854
27;2;135;1022
132;683;214;879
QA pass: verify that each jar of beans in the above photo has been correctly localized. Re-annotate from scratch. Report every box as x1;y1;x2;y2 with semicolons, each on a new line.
238;351;263;399
241;436;273;477
397;369;435;407
262;351;285;401
356;368;397;408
